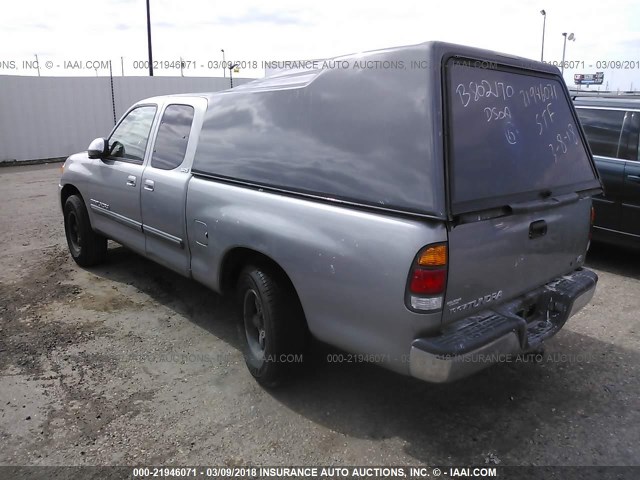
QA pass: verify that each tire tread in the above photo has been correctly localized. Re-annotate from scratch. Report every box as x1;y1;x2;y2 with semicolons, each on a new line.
64;195;107;267
237;264;307;387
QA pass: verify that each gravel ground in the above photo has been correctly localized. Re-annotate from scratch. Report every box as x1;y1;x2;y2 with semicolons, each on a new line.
0;163;638;468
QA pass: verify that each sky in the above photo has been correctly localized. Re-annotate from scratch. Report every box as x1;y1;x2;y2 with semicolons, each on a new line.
1;0;639;90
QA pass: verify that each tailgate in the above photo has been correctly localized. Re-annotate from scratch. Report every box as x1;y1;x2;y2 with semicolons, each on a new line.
443;197;591;323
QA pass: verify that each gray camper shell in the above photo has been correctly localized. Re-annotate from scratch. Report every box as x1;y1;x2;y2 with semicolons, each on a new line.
191;42;601;220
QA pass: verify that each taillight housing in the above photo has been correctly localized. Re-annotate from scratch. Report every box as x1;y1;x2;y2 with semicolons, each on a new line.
405;243;447;312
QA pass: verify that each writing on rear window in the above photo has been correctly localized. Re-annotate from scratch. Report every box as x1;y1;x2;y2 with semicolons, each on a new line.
447;58;597;213
455;81;514;107
453;76;579;163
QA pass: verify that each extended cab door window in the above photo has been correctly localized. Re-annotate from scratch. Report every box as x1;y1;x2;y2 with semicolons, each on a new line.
108;106;157;162
150;104;195;170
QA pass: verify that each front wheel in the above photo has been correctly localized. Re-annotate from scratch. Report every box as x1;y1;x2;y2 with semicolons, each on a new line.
63;195;107;267
236;265;307;387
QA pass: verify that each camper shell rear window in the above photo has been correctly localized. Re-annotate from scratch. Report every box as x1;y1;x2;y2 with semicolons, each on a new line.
445;58;600;215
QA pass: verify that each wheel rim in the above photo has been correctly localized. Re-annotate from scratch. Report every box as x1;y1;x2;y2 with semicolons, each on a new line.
243;288;266;360
67;211;82;254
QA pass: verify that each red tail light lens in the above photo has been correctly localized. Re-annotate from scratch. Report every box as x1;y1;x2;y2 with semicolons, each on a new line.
406;243;448;312
410;268;446;295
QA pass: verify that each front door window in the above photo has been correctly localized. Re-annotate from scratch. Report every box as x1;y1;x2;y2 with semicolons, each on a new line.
108;106;157;162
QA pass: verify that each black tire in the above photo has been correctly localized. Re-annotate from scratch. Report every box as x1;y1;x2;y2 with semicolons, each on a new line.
236;265;307;387
63;195;107;267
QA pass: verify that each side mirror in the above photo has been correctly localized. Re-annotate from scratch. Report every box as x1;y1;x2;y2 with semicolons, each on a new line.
87;138;108;159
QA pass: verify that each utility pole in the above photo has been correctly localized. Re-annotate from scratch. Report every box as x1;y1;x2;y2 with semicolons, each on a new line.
146;0;153;76
109;61;117;125
561;32;575;76
540;10;546;61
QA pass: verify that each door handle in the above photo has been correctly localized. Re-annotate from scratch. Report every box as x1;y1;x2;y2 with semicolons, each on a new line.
126;175;136;187
626;174;640;183
144;179;155;191
529;220;547;239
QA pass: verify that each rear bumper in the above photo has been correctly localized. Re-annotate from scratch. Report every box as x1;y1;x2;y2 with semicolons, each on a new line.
409;268;597;383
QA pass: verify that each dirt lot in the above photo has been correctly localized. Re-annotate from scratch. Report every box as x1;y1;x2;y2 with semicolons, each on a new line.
0;163;638;468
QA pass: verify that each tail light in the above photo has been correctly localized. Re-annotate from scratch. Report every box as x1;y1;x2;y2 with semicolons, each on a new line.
406;243;447;312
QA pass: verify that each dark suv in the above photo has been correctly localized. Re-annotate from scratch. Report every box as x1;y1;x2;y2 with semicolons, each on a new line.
574;96;640;247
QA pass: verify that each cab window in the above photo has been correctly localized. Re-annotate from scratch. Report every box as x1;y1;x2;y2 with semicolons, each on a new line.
575;108;625;159
619;111;640;161
151;104;195;170
108;105;157;162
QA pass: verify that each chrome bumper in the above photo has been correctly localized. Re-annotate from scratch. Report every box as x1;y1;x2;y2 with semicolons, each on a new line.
409;268;598;383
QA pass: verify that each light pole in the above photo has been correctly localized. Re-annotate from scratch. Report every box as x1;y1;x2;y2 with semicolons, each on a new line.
146;0;153;76
540;10;546;61
561;32;575;76
229;62;239;88
221;49;226;77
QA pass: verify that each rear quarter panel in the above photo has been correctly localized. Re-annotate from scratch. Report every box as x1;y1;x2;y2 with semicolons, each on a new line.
186;179;447;373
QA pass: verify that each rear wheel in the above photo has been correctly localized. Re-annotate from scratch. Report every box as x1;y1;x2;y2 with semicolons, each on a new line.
63;195;107;267
236;265;307;387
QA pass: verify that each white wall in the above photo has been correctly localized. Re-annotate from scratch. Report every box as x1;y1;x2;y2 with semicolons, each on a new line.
0;75;252;162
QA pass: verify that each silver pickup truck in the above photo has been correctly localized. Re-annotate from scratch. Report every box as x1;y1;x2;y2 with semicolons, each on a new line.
60;42;601;387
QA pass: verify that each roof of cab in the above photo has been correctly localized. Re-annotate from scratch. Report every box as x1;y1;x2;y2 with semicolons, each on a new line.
135;92;210;105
